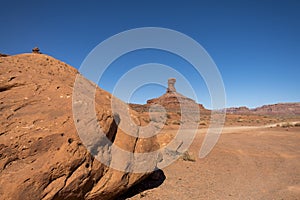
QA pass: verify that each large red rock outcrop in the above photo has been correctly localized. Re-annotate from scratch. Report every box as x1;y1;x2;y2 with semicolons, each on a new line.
131;78;208;114
0;53;159;200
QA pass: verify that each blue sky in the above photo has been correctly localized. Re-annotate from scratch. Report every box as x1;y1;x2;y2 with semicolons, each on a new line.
1;0;299;108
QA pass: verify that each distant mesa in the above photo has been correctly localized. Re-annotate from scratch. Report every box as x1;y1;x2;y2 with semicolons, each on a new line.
226;106;250;114
227;103;300;116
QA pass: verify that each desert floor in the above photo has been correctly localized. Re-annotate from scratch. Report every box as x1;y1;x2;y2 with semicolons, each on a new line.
120;126;300;200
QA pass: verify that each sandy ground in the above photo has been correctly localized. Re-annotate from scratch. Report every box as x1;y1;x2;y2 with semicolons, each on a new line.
121;126;300;200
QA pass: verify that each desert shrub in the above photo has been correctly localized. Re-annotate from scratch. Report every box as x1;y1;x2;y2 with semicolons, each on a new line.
181;151;195;162
294;122;300;127
280;122;293;128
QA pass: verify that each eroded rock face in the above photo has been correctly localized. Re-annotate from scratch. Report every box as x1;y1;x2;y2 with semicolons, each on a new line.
0;53;159;200
130;78;208;115
129;78;209;127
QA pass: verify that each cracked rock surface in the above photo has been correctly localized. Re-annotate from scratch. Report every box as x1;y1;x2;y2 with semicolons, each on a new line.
0;53;159;200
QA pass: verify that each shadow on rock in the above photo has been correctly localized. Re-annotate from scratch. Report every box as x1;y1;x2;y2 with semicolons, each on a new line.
117;169;166;199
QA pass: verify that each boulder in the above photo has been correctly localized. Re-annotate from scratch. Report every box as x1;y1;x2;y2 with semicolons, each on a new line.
0;53;159;200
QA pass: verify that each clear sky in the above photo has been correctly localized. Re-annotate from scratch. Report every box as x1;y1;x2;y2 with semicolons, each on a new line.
1;0;299;108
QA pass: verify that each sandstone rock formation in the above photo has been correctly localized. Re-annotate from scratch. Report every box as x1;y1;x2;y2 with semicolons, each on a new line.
146;79;197;113
130;78;210;128
167;78;176;93
0;53;159;200
131;78;207;114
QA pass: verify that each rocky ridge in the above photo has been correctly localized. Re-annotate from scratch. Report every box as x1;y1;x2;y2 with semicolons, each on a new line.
227;103;300;116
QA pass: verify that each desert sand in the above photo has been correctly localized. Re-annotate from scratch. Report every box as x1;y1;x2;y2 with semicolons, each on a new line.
121;126;300;200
